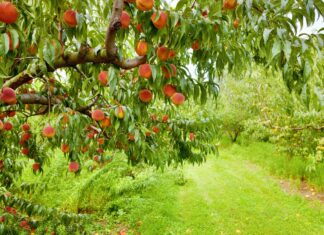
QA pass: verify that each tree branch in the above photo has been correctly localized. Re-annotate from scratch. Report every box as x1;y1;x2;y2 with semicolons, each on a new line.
105;0;124;58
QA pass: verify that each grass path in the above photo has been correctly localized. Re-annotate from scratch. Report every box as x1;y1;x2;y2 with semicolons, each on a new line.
136;147;324;235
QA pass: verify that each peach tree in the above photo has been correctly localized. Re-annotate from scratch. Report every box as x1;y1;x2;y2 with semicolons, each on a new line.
0;0;323;233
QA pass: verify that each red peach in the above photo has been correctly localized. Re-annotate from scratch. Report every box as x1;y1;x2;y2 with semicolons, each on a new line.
139;89;153;103
162;64;177;79
151;11;168;29
101;117;111;128
98;71;108;86
68;162;79;172
157;46;169;61
0;87;17;104
171;92;185;105
3;122;12;131
0;2;19;24
128;133;135;141
21;123;30;132
135;41;148;56
162;115;168;123
120;11;131;29
33;162;41;171
189;132;195;141
233;18;240;28
21;148;29;155
92;109;105;121
21;132;31;141
61;143;70;153
136;23;142;32
63;9;77;27
192;40;199;51
152;126;159;133
42;124;55;138
163;84;176;97
223;0;237;10
7;110;15;117
139;64;152;79
97;138;105;145
168;50;176;58
136;0;154;11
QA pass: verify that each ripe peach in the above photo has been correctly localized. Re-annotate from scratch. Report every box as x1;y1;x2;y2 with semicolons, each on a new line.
120;11;131;29
98;71;108;86
150;114;157;121
97;138;105;145
101;117;111;128
0;216;5;222
3;122;12;131
7;110;15;117
145;131;151;137
157;46;169;61
162;115;168;122
152;126;159;133
32;162;40;171
0;120;3;130
21;148;29;155
97;148;104;154
139;89;153;103
42;124;55;138
63;9;77;27
135;41;148;56
81;145;89;153
139;64;152;79
19;220;30;230
128;133;135;141
151;11;168;29
115;106;125;119
233;18;240;28
61;143;70;153
201;10;208;18
223;0;237;10
0;87;17;104
21;132;31;141
163;84;176;97
92;109;105;121
93;155;100;162
0;113;6;119
0;2;19;24
171;92;185;105
136;23;142;32
191;40;199;51
21;123;30;132
189;132;195;141
168;50;176;59
136;0;154;11
68;162;79;172
162;64;177;79
87;131;95;139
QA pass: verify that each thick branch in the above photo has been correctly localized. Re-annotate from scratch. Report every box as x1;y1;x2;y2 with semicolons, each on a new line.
18;94;62;105
105;0;124;57
3;72;34;89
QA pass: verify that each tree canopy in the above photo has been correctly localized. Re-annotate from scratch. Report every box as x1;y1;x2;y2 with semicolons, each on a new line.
0;0;323;232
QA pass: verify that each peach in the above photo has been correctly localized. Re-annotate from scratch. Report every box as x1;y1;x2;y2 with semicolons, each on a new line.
0;113;6;119
0;120;3;130
128;133;135;141
63;9;77;27
21;148;29;155
92;109;105;121
0;87;17;104
150;114;157;121
97;138;105;145
3;122;12;131
139;89;153;103
157;46;169;61
61;143;70;153
223;0;237;10
151;11;168;29
21;123;30;132
98;71;108;86
32;162;40;171
171;92;185;105
62;114;69;124
0;2;19;24
93;155;100;162
120;11;131;29
135;41;148;56
42;124;55;138
81;145;89;153
136;0;154;11
97;148;104;154
152;126;159;133
87;131;95;139
139;64;152;79
162;115;168;123
68;162;79;172
168;50;176;59
162;64;177;79
115;106;125;119
189;132;195;141
163;84;176;97
201;10;208;17
191;40;199;51
19;220;30;230
101;117;111;128
21;132;31;141
136;23;142;32
7;110;15;117
145;131;151;137
233;18;240;28
0;216;4;222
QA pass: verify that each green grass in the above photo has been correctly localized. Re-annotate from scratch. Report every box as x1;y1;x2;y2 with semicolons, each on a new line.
20;145;324;234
